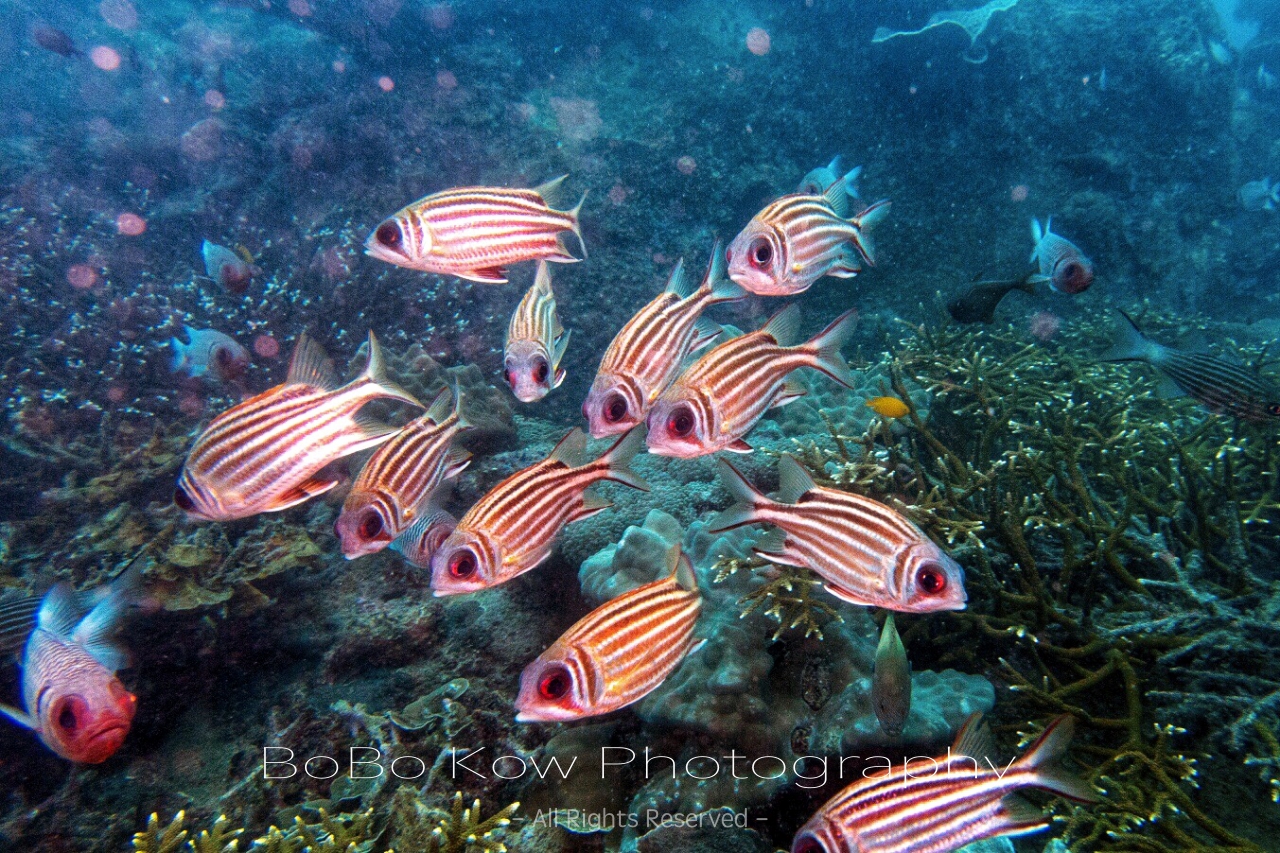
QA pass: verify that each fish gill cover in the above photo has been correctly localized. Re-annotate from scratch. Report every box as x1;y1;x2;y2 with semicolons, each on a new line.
0;0;1279;851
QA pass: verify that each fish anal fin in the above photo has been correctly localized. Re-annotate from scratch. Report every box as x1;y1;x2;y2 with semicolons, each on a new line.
771;381;807;409
443;447;472;480
996;794;1049;835
461;267;509;284
576;490;613;520
264;477;339;512
725;438;754;453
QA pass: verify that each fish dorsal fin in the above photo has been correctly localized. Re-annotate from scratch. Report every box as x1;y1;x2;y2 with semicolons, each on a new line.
361;332;421;407
552;328;572;370
777;454;817;503
663;258;691;298
671;548;699;593
286;333;338;390
532;174;570;208
423;387;454;424
70;586;133;672
760;304;802;347
952;712;998;763
548;428;590;467
823;168;859;218
696;241;726;296
37;583;82;639
0;595;40;658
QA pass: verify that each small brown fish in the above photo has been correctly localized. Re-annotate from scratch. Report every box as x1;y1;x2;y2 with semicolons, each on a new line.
872;614;911;737
202;241;260;294
365;177;586;284
946;272;1044;324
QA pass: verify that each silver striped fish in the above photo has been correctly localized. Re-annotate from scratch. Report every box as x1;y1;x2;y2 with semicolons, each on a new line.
712;455;967;612
175;332;421;522
727;168;890;296
1030;217;1093;294
583;243;742;438
515;543;703;722
364;176;586;284
389;505;459;569
1105;310;1280;421
644;305;857;457
504;262;571;403
791;714;1097;853
430;428;648;596
334;386;471;559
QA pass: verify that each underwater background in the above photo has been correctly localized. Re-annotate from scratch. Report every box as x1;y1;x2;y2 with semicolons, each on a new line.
2;0;1280;850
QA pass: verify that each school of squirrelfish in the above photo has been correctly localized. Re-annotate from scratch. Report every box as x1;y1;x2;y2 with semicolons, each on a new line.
1;160;1116;853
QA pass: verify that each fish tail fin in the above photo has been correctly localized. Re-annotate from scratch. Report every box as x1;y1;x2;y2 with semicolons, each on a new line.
170;338;186;372
361;331;422;407
710;458;772;531
777;454;817;503
1030;217;1046;261
566;190;588;260
1102;310;1155;363
599;426;649;492
1018;716;1100;803
850;199;891;265
805;310;858;388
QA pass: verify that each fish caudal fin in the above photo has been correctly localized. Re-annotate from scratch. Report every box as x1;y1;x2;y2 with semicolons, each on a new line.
777;454;817;503
710;458;771;531
1102;310;1157;363
761;304;803;347
1017;715;1100;803
697;240;743;305
361;332;422;407
805;310;858;388
851;199;892;265
563;190;588;261
599;426;649;492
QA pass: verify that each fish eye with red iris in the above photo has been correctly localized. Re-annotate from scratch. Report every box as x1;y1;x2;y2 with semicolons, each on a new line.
375;221;402;248
917;563;948;595
504;367;516;387
449;551;476;578
358;511;383;540
667;406;694;437
534;359;549;384
538;667;571;700
604;393;627;423
793;839;825;853
750;238;773;269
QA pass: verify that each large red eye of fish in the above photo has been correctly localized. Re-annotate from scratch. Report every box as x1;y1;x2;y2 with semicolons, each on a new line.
358;511;384;541
504;367;517;389
1057;261;1093;294
667;405;695;438
916;563;948;595
375;221;402;248
533;358;549;384
538;666;571;701
174;484;195;512
449;550;476;579
1268;404;1280;417
793;838;826;853
749;238;773;270
603;393;628;424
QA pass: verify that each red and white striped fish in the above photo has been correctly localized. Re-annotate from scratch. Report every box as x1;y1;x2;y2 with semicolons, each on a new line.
645;305;857;458
504;262;571;403
727;168;890;296
175;332;421;522
430;428;648;596
334;386;471;559
582;243;742;438
515;543;703;722
365;176;586;284
0;569;144;764
712;455;967;612
1030;217;1094;295
390;505;459;569
791;714;1098;853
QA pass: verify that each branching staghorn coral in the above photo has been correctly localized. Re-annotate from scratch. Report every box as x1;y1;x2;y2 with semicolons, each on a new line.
713;555;843;641
131;810;374;853
390;789;518;853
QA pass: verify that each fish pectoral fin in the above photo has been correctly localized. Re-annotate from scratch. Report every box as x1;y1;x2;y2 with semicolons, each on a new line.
724;438;754;453
264;477;339;512
460;267;509;284
0;701;34;730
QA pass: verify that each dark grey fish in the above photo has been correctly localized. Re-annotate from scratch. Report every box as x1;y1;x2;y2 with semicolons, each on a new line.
32;24;82;58
947;272;1043;324
1104;310;1280;421
872;613;911;737
0;595;41;657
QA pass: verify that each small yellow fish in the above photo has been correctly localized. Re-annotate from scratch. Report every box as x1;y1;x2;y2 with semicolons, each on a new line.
866;396;910;418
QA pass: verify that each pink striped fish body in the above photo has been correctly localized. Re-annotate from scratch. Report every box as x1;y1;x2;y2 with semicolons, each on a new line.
390;505;459;568
583;243;742;438
334;387;471;559
365;176;586;284
175;332;421;522
791;714;1098;853
430;427;648;596
727;168;890;296
504;262;571;403
713;456;967;613
515;544;703;722
644;306;858;458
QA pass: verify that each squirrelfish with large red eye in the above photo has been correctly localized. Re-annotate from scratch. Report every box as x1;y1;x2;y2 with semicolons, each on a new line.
791;714;1098;853
515;543;703;722
726;168;890;296
1029;217;1094;295
202;240;260;295
582;243;741;438
334;386;471;559
174;332;421;522
430;428;648;596
0;568;147;764
365;176;586;284
170;325;250;382
712;456;967;613
504;262;571;403
389;505;458;569
644;305;857;458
